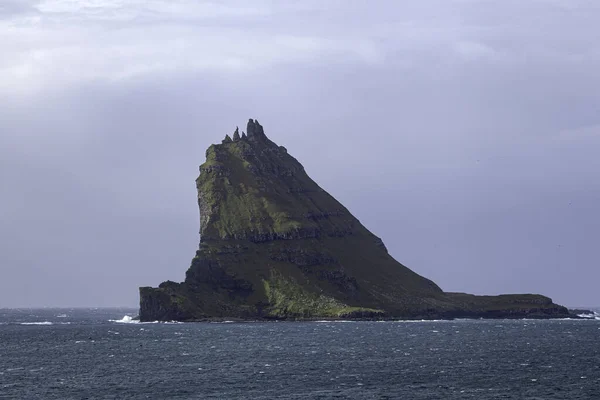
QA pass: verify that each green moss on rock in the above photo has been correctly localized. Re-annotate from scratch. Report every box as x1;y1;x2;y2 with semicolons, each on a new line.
262;273;384;319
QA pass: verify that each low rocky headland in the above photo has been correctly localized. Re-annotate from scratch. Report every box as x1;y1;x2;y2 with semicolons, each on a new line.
139;119;570;322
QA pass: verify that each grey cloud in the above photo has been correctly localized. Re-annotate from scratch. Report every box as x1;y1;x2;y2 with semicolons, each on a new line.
0;1;599;307
0;0;39;19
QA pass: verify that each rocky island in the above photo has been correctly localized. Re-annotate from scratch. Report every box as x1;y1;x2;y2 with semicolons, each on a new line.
139;119;570;321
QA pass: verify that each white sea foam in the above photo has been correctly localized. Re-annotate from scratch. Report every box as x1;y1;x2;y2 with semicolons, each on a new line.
577;313;595;319
109;315;138;324
20;322;53;325
56;314;68;318
577;311;600;320
108;315;165;324
394;319;447;323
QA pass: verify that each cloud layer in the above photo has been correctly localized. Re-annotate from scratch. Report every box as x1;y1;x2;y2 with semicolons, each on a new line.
1;0;599;307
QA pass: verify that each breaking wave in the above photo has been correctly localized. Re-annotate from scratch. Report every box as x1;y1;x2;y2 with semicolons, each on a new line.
20;322;53;325
577;311;600;320
109;315;139;324
109;315;174;324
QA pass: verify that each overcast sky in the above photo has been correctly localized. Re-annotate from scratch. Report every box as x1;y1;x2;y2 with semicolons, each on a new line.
1;0;598;308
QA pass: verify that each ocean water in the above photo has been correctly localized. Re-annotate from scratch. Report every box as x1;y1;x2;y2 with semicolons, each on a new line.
0;309;599;399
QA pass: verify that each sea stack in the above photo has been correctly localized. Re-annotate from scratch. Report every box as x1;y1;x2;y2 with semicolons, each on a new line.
139;119;569;321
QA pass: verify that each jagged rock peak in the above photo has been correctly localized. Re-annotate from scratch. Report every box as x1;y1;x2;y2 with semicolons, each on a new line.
246;118;267;140
241;131;247;139
233;127;241;141
222;134;232;144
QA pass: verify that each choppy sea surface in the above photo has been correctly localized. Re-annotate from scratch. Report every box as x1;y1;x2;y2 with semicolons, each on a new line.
1;308;599;399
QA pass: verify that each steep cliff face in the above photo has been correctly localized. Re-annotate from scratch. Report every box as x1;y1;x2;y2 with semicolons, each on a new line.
139;119;569;321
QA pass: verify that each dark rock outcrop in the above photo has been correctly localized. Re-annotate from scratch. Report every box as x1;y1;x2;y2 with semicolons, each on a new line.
139;119;570;321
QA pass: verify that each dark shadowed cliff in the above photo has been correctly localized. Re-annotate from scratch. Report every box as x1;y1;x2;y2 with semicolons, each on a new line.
139;119;569;321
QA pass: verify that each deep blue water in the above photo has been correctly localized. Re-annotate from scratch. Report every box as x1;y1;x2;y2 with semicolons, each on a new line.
0;308;599;399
